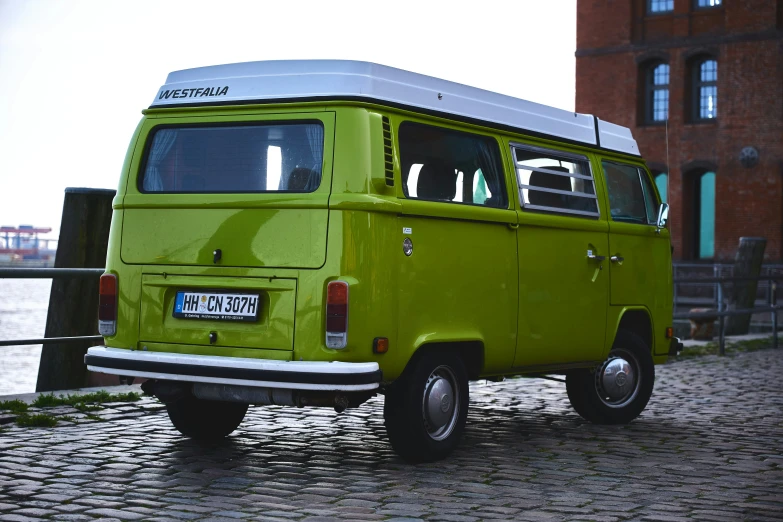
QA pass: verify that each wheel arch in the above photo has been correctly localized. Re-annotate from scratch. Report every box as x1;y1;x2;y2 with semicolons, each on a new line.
403;340;485;381
611;307;653;355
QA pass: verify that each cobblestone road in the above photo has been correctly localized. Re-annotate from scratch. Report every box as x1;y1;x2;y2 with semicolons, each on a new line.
1;350;781;522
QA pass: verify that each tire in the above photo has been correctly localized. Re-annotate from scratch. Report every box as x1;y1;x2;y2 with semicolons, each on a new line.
384;352;469;462
566;330;654;424
165;395;248;441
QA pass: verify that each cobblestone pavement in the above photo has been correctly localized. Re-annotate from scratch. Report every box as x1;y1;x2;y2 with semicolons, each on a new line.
0;350;781;522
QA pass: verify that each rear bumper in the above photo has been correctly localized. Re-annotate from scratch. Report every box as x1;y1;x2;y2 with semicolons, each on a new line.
669;336;684;356
85;346;382;391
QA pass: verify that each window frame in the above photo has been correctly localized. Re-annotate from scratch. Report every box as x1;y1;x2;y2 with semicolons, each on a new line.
510;142;601;219
602;161;661;226
691;57;718;122
137;119;326;195
397;120;509;209
644;62;670;125
639;168;661;224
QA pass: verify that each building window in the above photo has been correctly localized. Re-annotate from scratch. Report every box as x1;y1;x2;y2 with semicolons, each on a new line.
693;58;718;120
648;0;674;13
694;171;716;259
695;0;722;8
645;63;670;123
654;172;668;203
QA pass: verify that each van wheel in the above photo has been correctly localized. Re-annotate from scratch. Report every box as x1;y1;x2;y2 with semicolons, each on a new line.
566;330;654;424
384;352;469;462
165;396;248;441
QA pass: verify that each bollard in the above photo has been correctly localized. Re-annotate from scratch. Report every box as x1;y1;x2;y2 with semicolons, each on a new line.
724;237;766;335
35;188;115;392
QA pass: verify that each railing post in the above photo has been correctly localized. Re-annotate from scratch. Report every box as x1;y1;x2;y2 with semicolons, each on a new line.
767;280;771;312
36;188;115;392
717;281;724;312
719;314;725;356
673;263;678;312
673;281;678;311
772;280;778;350
713;264;719;310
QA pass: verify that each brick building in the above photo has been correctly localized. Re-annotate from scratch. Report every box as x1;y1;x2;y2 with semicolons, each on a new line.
575;0;783;261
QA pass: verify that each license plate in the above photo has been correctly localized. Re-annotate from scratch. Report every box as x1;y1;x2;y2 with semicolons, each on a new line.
173;291;260;322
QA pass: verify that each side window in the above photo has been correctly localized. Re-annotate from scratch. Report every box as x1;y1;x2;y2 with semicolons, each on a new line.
399;122;508;208
639;170;659;223
602;162;659;224
512;145;599;218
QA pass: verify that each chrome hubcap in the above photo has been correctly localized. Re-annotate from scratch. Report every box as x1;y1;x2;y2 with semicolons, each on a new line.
422;366;459;441
595;353;640;408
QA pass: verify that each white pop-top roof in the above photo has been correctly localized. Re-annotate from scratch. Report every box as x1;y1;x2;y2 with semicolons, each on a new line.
151;60;639;156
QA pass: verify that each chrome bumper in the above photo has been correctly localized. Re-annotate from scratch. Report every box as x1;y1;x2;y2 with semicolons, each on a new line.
85;346;382;391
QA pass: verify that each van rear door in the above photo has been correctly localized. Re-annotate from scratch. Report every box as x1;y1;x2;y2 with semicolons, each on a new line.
120;111;334;351
121;112;334;269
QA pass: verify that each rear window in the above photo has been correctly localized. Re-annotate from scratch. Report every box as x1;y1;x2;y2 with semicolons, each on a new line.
140;122;324;193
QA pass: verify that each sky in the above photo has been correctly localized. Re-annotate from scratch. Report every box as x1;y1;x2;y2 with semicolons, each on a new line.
0;0;577;240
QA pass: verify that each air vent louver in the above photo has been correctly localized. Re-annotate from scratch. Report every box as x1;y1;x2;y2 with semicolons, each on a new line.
382;116;394;186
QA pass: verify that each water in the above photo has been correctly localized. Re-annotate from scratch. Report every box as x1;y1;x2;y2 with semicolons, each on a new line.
0;279;51;395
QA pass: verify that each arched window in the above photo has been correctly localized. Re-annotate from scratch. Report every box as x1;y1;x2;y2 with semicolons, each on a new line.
645;63;670;123
654;171;668;203
693;58;718;121
694;171;716;259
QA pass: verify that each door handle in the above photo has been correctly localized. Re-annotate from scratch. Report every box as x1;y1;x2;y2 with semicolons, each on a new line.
586;251;605;262
507;222;519;230
610;255;624;263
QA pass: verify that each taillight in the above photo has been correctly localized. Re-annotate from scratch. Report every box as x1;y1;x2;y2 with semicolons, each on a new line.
98;274;117;337
325;281;348;349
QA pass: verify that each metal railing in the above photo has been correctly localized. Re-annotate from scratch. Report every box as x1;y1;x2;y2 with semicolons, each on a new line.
672;263;783;312
0;267;104;347
674;275;781;355
0;267;104;279
2;267;780;356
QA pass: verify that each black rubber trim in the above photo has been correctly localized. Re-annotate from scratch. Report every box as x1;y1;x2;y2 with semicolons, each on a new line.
147;95;641;158
84;354;382;385
593;115;601;147
669;337;684;356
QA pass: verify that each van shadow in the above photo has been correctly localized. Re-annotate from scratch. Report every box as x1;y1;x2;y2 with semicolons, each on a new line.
157;398;710;479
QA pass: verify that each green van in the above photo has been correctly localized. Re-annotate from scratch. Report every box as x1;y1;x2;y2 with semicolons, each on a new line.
86;60;682;462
